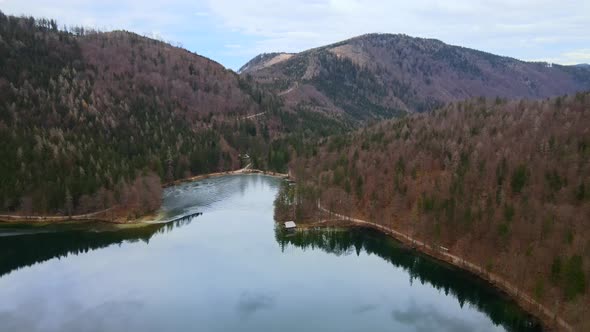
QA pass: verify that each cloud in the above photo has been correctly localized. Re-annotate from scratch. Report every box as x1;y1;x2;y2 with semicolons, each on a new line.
0;298;147;332
561;49;590;64
59;300;146;332
0;0;199;39
352;303;379;314
235;291;276;318
530;49;590;65
391;300;499;332
1;1;588;68
205;0;590;64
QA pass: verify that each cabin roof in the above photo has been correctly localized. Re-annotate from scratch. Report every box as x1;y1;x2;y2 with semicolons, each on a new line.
284;221;296;229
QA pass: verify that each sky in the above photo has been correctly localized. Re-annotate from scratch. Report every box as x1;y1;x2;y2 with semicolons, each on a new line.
1;0;589;71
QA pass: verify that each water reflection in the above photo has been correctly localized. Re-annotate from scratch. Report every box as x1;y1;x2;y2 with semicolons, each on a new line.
159;174;279;221
0;175;543;332
392;300;480;332
275;227;542;332
0;214;197;278
236;291;277;318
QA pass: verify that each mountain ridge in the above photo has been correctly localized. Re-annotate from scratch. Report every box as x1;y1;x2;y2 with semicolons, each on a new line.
241;33;590;120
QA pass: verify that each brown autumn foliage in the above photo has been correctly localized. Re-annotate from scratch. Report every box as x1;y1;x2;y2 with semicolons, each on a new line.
79;31;263;122
293;92;590;330
0;12;283;216
242;34;590;119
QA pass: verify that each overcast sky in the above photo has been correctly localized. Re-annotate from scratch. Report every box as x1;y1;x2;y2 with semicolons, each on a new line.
2;0;589;70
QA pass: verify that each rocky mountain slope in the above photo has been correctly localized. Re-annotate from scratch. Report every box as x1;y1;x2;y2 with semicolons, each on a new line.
239;52;294;74
242;33;590;120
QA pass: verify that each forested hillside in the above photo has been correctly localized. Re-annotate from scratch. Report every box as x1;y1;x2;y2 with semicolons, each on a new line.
242;34;590;121
290;92;590;330
0;12;344;217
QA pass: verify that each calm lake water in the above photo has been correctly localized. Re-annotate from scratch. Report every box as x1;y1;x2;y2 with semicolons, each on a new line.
0;174;541;332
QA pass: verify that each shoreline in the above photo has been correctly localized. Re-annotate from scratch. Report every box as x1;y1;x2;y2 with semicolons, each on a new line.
0;207;116;224
0;168;290;224
163;167;289;188
314;201;571;332
0;169;568;329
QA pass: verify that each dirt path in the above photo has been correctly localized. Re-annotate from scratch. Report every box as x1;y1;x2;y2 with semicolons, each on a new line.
279;82;299;96
241;112;266;120
317;201;572;332
0;206;116;223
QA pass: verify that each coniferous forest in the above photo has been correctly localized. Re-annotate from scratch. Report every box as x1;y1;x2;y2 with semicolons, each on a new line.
0;12;342;217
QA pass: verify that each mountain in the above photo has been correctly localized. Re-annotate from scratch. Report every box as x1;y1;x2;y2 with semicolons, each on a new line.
0;12;351;217
241;33;590;120
238;52;295;74
290;92;590;330
0;12;289;217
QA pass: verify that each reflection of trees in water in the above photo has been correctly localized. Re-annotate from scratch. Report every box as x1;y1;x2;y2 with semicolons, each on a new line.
275;227;543;332
0;214;197;278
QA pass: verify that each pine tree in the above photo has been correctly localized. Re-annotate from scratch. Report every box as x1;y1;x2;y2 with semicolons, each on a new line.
65;187;73;216
166;149;174;181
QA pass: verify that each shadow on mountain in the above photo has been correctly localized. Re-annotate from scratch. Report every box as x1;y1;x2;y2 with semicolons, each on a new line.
275;227;543;332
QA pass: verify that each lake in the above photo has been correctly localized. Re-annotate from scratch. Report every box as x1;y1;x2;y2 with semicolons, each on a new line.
0;174;541;331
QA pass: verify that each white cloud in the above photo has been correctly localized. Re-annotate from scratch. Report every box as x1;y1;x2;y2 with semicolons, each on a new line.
562;49;590;62
329;0;363;13
537;49;590;65
0;0;198;36
1;1;588;67
205;0;590;64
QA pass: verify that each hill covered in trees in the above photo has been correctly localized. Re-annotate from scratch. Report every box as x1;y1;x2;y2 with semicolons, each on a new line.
0;12;347;218
288;92;590;330
242;33;590;120
2;8;590;329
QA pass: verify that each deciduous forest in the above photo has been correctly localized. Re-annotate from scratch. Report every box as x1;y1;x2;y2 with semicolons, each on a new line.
0;12;340;217
289;93;590;329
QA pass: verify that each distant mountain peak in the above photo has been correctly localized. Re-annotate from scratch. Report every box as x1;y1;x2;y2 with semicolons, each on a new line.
238;52;295;74
240;33;590;119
